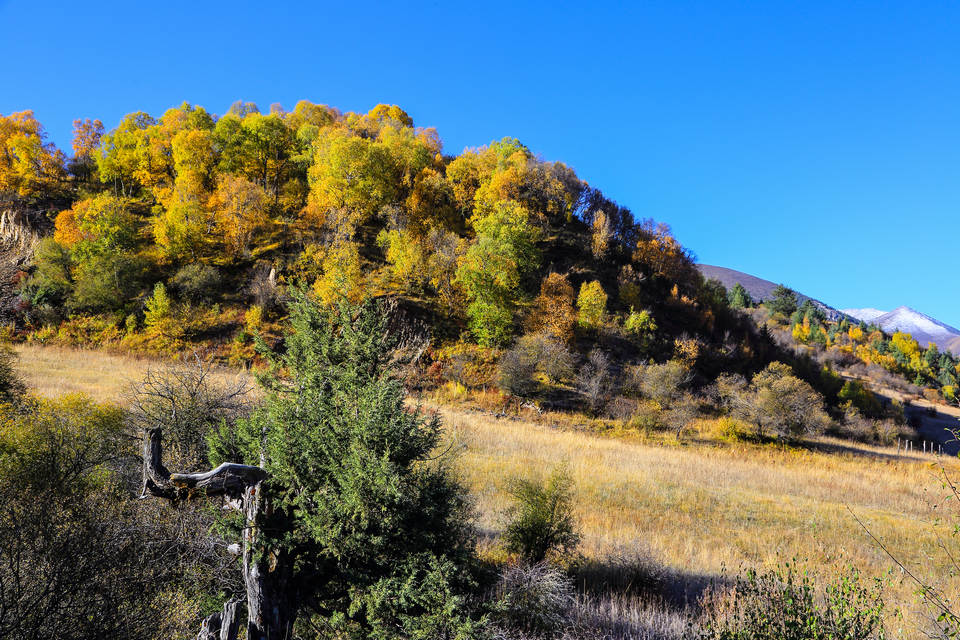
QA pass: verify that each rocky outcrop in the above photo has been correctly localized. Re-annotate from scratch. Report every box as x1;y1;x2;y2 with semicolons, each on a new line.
0;204;49;323
0;207;45;253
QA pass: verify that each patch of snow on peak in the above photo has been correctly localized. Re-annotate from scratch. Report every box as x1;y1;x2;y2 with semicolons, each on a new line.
840;308;887;323
876;307;960;339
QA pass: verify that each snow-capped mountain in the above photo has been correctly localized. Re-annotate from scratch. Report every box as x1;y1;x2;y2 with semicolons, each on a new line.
696;264;960;354
840;308;886;324
842;306;960;353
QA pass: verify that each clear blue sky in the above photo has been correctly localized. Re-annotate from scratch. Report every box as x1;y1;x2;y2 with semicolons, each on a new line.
2;1;957;324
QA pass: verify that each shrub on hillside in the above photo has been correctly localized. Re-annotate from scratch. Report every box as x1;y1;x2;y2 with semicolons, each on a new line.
837;380;883;419
491;562;575;639
20;238;73;310
834;409;902;446
638;360;692;405
717;362;831;442
699;562;887;640
750;362;831;440
623;308;657;350
664;393;700;440
696;416;754;442
498;333;577;397
626;400;665;434
69;252;145;313
498;342;540;397
170;264;222;304
576;350;614;414
503;466;580;564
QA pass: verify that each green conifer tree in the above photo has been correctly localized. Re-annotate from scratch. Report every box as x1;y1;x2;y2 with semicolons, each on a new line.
209;291;480;637
728;282;752;309
766;284;798;317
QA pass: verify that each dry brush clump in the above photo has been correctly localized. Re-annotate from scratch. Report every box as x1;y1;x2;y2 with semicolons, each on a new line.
489;561;690;640
498;333;576;398
575;349;615;415
698;561;888;640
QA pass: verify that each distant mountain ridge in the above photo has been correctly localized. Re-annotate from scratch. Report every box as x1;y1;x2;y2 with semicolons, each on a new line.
843;306;960;354
696;264;960;356
697;264;848;321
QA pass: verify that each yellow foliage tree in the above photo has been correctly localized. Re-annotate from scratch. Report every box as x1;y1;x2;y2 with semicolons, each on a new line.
633;220;693;282
54;204;85;248
792;317;811;342
311;241;365;305
152;184;210;261
673;336;702;368
71;118;104;160
377;228;428;293
0;111;66;197
405;167;458;233
209;174;271;256
591;209;612;258
577;280;607;328
528;273;576;343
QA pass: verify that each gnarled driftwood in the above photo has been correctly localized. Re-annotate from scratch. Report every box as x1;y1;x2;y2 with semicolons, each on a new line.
141;426;294;640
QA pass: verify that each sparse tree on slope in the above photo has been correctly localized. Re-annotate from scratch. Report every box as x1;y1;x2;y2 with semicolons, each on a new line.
729;282;752;308
766;284;798;317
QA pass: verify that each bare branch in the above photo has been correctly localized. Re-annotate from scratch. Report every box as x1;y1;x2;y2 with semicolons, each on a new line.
141;427;265;501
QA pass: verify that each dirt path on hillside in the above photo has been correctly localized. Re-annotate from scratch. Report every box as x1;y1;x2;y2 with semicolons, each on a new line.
844;374;960;456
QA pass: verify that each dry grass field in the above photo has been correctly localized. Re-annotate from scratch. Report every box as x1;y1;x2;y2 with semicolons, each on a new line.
12;343;960;637
13;343;252;403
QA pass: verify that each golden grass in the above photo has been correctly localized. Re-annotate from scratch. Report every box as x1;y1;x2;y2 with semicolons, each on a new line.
12;344;252;403
12;344;960;637
440;405;959;635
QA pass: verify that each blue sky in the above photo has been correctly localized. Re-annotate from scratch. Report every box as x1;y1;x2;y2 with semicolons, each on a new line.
2;1;958;324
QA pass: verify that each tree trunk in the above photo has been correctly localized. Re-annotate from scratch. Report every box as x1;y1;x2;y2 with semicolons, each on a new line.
141;427;296;639
242;481;296;640
197;598;241;640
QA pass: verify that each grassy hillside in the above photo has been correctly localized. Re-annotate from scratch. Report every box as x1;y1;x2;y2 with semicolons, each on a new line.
14;343;959;638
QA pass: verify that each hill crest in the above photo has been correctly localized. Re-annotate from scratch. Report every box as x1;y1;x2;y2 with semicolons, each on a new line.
696;264;847;321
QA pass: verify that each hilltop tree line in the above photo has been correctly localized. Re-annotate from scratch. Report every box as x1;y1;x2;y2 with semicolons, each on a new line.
2;104;780;377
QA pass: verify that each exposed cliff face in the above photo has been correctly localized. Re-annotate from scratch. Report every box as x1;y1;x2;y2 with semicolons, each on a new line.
0;208;44;251
0;206;48;324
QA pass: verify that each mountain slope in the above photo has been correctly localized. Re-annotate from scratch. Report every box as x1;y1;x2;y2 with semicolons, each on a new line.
841;308;887;324
851;306;960;353
697;264;847;321
700;264;960;355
